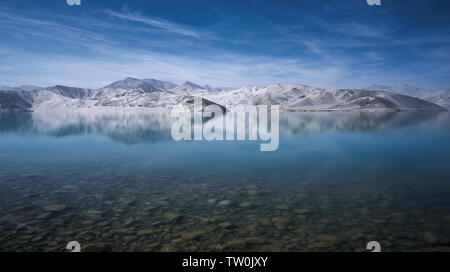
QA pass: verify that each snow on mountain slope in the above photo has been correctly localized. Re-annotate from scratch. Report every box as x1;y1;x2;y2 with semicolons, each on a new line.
103;77;172;93
43;85;95;99
0;91;33;112
142;78;177;91
366;85;450;109
203;84;223;92
421;90;450;110
330;90;443;111
367;84;430;97
170;81;205;94
200;85;268;106
0;78;447;112
204;84;445;111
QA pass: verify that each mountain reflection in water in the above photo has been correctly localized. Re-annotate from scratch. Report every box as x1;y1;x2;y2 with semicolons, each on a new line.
0;111;448;144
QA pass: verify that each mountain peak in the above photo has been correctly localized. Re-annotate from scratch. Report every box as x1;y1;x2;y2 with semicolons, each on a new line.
103;77;178;92
203;84;221;92
46;84;87;91
143;78;177;90
181;81;204;89
171;81;206;93
104;77;142;88
122;77;139;81
103;77;160;93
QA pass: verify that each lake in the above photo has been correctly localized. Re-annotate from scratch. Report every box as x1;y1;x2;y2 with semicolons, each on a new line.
1;111;450;252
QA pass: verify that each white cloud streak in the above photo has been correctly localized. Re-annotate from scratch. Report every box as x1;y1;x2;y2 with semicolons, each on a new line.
105;9;201;39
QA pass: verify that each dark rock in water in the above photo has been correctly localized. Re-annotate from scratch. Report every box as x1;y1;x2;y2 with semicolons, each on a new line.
161;244;176;252
86;210;103;216
157;200;169;206
316;235;342;246
218;221;234;229
239;202;253;208
102;233;113;239
181;229;210;241
218;200;233;206
61;185;78;190
424;232;438;245
305;242;329;251
44;204;67;212
164;213;183;222
295;209;312;215
224;239;247;250
123;218;134;227
381;240;393;247
272;217;291;230
171;238;183;244
36;212;52;220
275;204;289;210
245;237;266;245
12;205;36;212
424;232;449;246
137;229;158;236
83;242;113;252
247;190;258;196
119;198;135;206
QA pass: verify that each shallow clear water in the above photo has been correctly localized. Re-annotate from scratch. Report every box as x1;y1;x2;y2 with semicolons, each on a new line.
1;111;450;252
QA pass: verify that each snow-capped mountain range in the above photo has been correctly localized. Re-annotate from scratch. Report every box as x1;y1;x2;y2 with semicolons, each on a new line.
366;84;449;111
0;77;447;112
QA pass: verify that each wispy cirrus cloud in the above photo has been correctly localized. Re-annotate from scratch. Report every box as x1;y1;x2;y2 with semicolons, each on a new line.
105;8;201;39
0;8;117;52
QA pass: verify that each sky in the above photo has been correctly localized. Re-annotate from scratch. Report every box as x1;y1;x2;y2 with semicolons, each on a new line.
0;0;449;90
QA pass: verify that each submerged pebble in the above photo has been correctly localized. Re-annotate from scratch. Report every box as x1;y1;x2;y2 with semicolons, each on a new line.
43;204;66;212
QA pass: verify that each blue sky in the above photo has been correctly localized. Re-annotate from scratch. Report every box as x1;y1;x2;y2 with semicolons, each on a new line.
0;0;449;89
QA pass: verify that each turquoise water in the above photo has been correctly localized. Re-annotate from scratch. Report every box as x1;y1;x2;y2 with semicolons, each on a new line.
1;111;450;252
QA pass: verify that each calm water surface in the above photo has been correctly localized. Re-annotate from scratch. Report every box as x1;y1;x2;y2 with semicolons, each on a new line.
1;111;450;252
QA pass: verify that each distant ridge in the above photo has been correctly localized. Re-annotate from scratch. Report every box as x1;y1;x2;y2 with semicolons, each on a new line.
367;84;450;109
0;85;42;91
0;77;447;112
